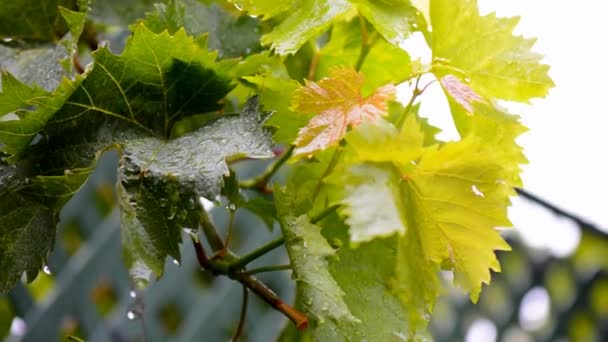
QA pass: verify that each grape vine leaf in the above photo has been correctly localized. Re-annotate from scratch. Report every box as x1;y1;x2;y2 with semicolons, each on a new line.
259;0;351;55
430;0;554;102
292;68;395;157
275;187;359;329
119;97;274;286
316;19;413;95
139;0;262;58
1;24;257;289
280;215;428;341
246;0;418;55
448;97;528;186
348;0;418;47
0;1;88;91
0;0;80;41
328;117;512;326
242;74;305;144
0;161;55;292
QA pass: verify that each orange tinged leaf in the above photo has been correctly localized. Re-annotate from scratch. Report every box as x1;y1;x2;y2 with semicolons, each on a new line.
292;68;395;157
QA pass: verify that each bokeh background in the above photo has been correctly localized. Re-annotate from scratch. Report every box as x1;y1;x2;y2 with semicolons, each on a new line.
2;0;607;341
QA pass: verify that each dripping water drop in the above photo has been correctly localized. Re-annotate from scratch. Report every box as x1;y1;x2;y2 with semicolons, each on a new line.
129;290;137;299
43;265;52;275
172;259;180;266
127;311;137;320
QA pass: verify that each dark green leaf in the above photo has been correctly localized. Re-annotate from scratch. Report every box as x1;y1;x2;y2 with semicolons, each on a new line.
140;0;262;58
0;161;55;292
0;0;79;41
119;96;274;286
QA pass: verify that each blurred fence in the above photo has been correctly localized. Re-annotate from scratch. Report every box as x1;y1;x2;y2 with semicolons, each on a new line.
1;152;292;342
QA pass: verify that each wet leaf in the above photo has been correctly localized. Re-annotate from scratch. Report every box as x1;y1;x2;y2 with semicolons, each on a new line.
292;68;395;157
119;97;274;286
275;187;358;328
140;0;262;58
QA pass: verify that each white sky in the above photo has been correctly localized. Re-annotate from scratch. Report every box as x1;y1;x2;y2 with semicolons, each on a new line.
402;0;608;255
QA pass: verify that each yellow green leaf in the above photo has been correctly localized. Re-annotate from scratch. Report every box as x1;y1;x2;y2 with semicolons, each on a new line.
430;0;554;102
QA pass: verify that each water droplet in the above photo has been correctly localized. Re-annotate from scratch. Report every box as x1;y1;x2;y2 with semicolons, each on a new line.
183;228;196;236
129;291;137;299
471;185;485;197
127;311;137;320
43;265;52;275
226;203;237;212
172;259;180;266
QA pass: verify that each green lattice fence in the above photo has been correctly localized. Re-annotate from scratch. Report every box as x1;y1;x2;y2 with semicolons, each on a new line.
1;152;293;342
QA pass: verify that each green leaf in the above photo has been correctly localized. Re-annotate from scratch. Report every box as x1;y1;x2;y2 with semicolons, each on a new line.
281;217;427;340
401;138;512;300
448;99;528;186
430;0;554;102
1;24;235;160
349;0;417;47
316;19;413;94
140;0;262;58
275;187;359;328
0;71;47;116
242;74;305;144
0;161;55;292
230;0;294;19
260;0;351;55
119;96;274;286
331;163;407;243
48;24;235;136
329;116;512;325
0;0;79;41
254;0;418;55
0;76;78;157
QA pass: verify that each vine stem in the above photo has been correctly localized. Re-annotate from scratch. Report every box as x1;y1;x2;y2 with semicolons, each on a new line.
355;13;372;71
241;264;292;276
395;75;436;129
231;285;248;342
310;204;340;224
190;235;308;329
199;209;225;252
228;237;285;271
239;145;295;192
312;148;342;202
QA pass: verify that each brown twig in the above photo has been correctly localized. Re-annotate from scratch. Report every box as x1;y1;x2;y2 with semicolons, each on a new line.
231;285;249;341
190;216;309;330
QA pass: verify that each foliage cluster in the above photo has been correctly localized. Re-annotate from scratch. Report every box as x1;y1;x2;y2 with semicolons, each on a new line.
0;0;553;339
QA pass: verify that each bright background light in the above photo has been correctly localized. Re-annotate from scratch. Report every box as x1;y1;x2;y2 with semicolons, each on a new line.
402;0;608;256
